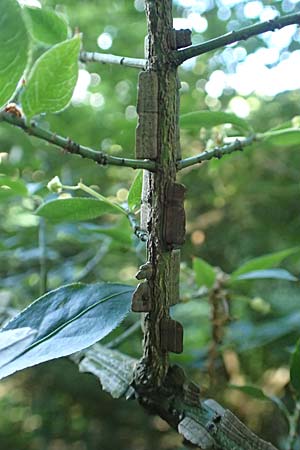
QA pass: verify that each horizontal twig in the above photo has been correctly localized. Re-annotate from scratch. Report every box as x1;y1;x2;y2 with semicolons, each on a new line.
177;135;257;170
80;51;146;69
0;111;156;171
173;12;300;65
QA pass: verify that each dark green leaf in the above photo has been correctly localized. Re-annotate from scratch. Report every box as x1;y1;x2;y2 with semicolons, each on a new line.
0;282;134;379
263;129;300;147
228;384;270;401
21;36;80;119
127;170;142;212
79;344;137;398
231;248;300;279
228;385;290;419
290;339;300;394
227;312;300;351
233;269;298;283
180;111;251;133
0;0;29;107
36;197;124;222
23;6;69;46
193;257;216;289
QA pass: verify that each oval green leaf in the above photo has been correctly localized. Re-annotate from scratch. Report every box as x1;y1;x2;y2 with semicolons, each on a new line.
180;111;251;134
193;257;216;289
0;282;134;380
36;197;124;222
233;269;298;283
263;129;300;147
228;384;270;401
127;170;142;212
23;6;69;46
21;36;80;119
290;339;300;394
0;0;29;108
231;247;300;279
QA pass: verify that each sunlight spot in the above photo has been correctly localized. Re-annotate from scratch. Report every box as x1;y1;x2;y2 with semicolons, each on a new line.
229;97;250;118
244;1;263;19
18;0;41;7
90;93;105;109
97;33;113;50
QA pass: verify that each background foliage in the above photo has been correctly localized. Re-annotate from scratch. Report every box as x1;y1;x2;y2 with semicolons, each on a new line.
1;0;300;448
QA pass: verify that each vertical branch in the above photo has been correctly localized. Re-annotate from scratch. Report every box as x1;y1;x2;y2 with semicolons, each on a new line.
134;0;182;389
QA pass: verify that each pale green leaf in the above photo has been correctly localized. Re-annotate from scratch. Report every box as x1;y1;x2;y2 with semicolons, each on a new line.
21;36;80;119
0;176;28;199
23;6;69;46
193;257;216;289
0;282;134;379
231;248;300;279
128;170;142;212
180;111;251;134
36;197;124;222
0;0;29;107
263;129;300;147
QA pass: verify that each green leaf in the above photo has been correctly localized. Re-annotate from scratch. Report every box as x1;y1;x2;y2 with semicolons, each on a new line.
228;384;270;401
23;6;69;46
193;257;216;289
233;269;298;283
180;111;251;134
231;248;300;279
228;384;290;421
21;36;80;119
290;339;300;394
0;282;134;380
0;328;37;366
263;129;300;147
127;170;142;212
79;344;137;398
0;176;28;199
36;197;124;222
0;0;29;108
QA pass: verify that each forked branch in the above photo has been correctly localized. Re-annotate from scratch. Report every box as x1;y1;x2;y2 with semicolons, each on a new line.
173;12;300;65
0;111;155;171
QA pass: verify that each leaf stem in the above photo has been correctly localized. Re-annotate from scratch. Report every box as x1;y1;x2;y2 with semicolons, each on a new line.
173;13;300;65
177;135;257;170
0;111;156;171
287;400;300;450
80;51;146;69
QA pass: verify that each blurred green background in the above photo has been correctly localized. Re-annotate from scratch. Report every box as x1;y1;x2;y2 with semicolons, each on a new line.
1;0;300;448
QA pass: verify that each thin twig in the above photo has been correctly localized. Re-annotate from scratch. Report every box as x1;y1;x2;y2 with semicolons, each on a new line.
173;13;300;65
106;321;141;349
80;51;146;69
177;135;257;170
0;111;156;171
74;239;110;282
127;211;148;242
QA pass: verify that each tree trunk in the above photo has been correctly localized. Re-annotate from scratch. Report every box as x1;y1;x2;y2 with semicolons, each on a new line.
134;0;183;389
